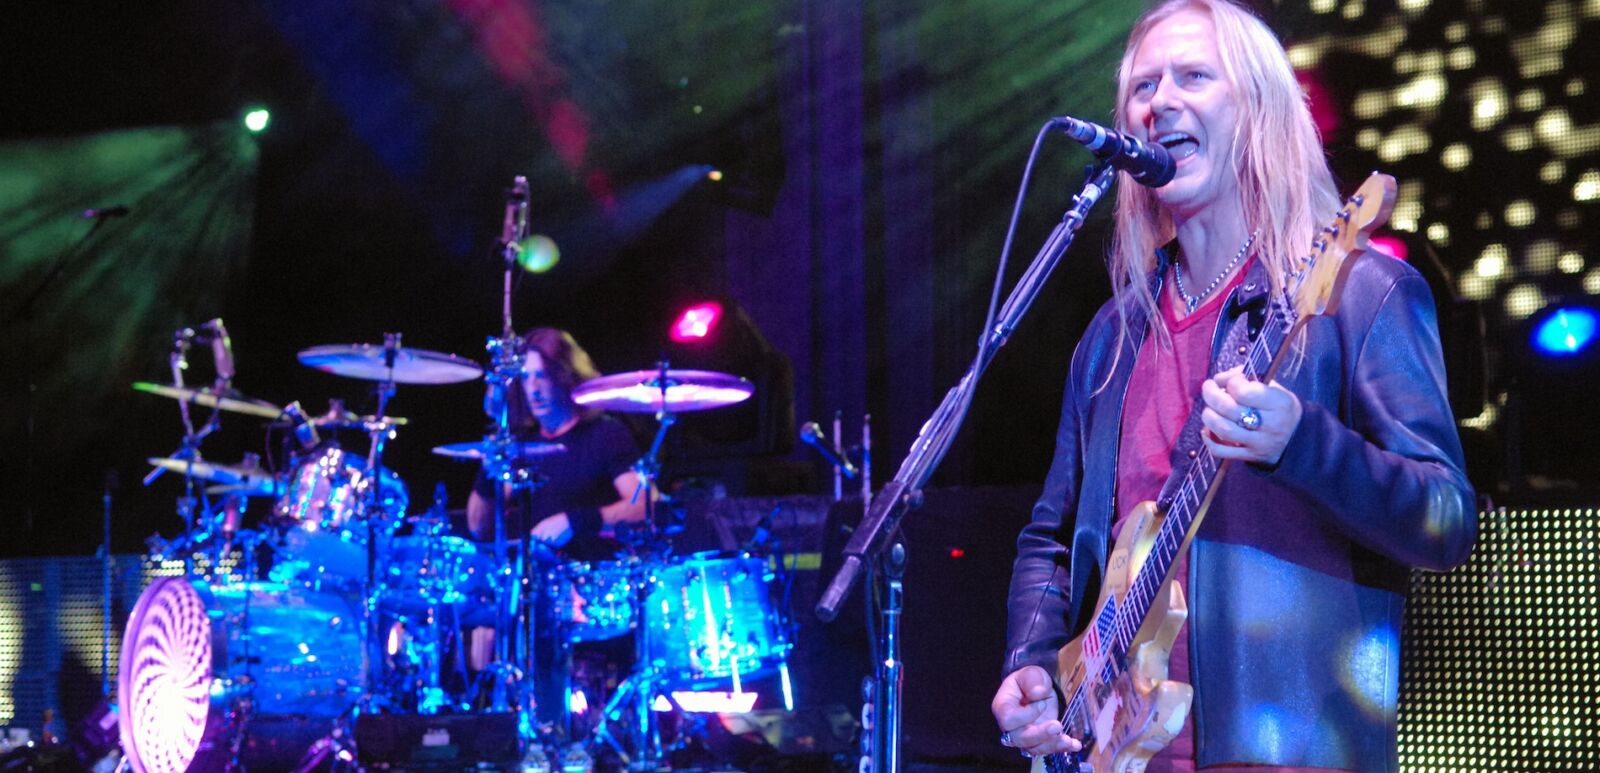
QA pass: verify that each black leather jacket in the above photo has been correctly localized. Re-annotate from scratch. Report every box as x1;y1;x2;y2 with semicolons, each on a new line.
1004;253;1476;772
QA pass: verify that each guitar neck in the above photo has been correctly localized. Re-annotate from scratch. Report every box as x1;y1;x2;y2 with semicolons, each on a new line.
1107;298;1299;664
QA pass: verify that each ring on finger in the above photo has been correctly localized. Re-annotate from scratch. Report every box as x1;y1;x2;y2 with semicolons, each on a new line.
1000;731;1013;748
1236;406;1263;431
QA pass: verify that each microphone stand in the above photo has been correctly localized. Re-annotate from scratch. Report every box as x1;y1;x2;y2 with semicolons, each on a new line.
817;161;1117;773
478;176;532;720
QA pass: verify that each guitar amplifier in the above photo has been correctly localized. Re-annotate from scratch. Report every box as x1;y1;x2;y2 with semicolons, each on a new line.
355;712;520;770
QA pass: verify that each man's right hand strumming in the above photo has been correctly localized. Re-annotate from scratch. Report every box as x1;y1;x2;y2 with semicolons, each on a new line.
992;665;1084;759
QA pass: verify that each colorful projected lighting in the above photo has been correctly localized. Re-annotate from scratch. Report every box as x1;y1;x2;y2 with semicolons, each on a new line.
1531;306;1598;356
670;301;723;343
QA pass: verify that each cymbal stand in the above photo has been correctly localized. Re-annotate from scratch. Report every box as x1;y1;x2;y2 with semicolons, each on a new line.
142;326;227;575
360;333;404;702
628;360;673;545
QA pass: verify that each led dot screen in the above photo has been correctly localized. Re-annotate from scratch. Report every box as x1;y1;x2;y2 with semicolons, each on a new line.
1280;0;1600;428
1399;508;1600;771
0;556;147;728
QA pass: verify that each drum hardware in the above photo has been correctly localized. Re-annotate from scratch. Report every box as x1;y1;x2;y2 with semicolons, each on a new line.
138;320;273;575
470;175;541;722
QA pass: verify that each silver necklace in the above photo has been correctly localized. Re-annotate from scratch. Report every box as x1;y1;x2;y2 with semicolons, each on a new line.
1173;229;1260;313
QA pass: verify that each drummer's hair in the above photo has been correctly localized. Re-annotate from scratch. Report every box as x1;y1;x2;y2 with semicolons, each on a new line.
508;327;603;427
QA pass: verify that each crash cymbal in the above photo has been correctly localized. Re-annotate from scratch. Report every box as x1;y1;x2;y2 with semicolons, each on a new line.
298;344;483;385
133;382;283;420
571;369;754;413
432;440;567;461
147;457;278;496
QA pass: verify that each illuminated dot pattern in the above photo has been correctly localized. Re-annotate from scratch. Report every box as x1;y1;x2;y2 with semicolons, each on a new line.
1399;508;1600;770
1281;0;1600;417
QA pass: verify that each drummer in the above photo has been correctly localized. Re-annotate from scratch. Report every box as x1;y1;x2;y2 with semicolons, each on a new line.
464;327;649;726
465;327;648;551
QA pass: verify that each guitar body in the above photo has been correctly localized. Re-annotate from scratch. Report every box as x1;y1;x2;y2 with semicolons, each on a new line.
1032;501;1193;773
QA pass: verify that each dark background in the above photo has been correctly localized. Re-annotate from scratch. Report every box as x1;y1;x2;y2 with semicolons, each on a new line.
3;0;1599;556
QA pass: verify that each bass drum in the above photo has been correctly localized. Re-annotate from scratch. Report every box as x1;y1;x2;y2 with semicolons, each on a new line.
642;552;790;685
118;578;363;773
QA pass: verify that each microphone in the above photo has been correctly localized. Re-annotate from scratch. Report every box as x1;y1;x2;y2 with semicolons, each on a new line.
800;422;859;480
1051;115;1175;187
201;318;235;382
500;176;529;246
80;206;130;219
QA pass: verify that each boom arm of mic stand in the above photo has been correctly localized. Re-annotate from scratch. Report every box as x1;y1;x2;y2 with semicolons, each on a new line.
815;162;1116;622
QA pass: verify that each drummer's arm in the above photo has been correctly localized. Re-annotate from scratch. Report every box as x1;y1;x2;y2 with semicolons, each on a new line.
465;488;491;541
528;470;655;543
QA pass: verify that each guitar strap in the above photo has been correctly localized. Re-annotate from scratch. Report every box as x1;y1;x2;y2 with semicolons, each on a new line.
1154;278;1271;514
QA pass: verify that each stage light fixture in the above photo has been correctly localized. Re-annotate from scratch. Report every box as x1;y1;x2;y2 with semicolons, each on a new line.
670;301;724;343
1530;304;1598;357
1369;235;1409;261
243;107;271;133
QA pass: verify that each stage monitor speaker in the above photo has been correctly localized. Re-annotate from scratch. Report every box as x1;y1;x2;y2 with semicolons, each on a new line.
355;712;519;771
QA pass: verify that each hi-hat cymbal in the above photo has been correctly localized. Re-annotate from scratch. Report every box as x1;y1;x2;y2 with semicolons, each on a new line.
206;483;283;498
432;440;567;461
298;344;483;385
271;405;410;431
133;382;283;419
571;369;753;413
147;457;278;496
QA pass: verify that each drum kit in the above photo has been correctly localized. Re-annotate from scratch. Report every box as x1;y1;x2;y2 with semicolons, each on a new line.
119;324;789;769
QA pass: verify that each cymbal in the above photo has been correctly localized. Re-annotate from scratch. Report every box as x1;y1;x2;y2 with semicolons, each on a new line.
571;369;754;413
272;406;410;431
206;483;282;498
298;344;483;385
133;382;283;419
147;457;278;496
432;440;567;461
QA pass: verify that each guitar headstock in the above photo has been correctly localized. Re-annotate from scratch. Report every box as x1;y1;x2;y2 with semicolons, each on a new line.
1289;171;1397;320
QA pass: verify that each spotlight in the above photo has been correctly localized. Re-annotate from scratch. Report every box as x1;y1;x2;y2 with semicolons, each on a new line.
1369;234;1410;261
707;169;724;182
1530;304;1598;357
516;234;560;273
243;107;271;134
670;301;724;343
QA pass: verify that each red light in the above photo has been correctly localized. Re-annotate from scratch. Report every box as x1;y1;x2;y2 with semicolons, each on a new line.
670;301;724;343
1369;235;1409;261
948;548;965;559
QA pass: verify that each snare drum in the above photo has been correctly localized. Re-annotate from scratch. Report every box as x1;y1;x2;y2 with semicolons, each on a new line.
546;560;641;642
642;552;788;684
274;446;406;582
119;578;363;773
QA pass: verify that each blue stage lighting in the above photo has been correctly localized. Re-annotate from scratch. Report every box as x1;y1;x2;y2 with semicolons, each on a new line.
1532;306;1598;357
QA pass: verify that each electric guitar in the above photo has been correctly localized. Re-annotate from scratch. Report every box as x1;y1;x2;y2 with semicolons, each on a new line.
1033;172;1397;773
